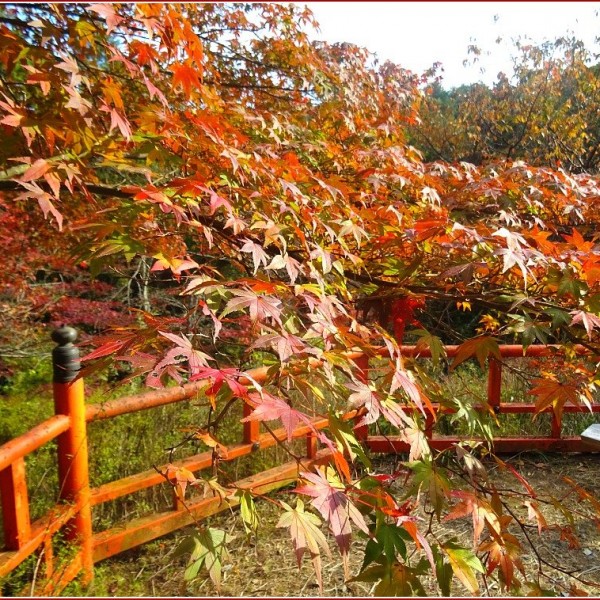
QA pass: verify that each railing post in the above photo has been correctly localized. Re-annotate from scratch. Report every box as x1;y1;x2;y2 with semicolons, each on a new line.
551;413;562;439
487;357;502;413
0;456;31;550
52;326;93;584
242;401;260;445
306;431;318;459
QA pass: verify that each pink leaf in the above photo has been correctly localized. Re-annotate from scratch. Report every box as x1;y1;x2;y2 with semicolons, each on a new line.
87;3;124;34
20;159;50;183
241;392;312;442
570;310;600;340
240;239;270;274
295;467;369;566
222;288;283;326
110;108;132;140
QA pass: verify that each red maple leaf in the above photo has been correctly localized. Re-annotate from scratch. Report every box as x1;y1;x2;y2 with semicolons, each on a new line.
241;392;313;442
190;366;248;399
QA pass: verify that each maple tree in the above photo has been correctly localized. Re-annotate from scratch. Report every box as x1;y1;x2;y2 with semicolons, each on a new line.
1;3;600;595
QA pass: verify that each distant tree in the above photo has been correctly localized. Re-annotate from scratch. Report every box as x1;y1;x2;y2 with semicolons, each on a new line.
412;37;600;172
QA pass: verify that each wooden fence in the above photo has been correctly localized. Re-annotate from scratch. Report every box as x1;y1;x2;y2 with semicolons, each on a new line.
0;327;597;595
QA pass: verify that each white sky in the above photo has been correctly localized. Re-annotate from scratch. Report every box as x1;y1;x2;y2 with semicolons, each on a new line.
303;2;600;88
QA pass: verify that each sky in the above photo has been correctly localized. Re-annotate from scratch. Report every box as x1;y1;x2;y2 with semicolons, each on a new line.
303;2;600;88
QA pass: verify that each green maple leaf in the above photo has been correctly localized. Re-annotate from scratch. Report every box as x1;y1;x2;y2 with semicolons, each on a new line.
442;541;484;594
175;527;231;591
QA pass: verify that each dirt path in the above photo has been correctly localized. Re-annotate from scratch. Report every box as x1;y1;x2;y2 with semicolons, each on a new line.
73;453;600;597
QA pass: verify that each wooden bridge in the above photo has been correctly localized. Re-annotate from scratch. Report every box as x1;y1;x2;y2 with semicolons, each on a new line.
0;327;597;595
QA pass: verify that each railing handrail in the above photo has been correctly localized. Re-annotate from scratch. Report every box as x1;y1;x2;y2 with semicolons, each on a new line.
399;343;591;358
84;364;272;421
0;414;71;472
0;344;592;470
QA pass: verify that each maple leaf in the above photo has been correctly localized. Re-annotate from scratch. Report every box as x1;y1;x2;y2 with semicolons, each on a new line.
444;490;501;547
564;228;594;252
327;412;371;469
405;460;450;520
224;213;247;234
346;381;384;427
241;392;312;442
236;489;259;534
315;431;353;483
346;381;425;455
149;331;213;386
14;182;63;230
20;159;50;183
82;339;126;361
529;377;586;423
151;254;199;278
239;238;270;274
249;332;309;362
451;336;501;371
524;500;548;535
221;288;283;326
171;62;203;98
277;499;331;592
442;541;485;594
411;328;447;366
87;3;124;35
479;533;524;590
295;467;369;577
165;464;198;503
191;430;228;458
570;310;600;340
109;108;132;140
389;362;433;418
175;528;231;591
190;366;248;399
43;172;61;197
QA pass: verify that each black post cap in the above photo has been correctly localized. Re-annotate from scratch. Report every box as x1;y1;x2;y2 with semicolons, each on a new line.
52;326;80;383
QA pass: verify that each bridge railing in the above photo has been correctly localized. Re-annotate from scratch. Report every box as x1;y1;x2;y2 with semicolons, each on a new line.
0;329;596;595
366;344;598;454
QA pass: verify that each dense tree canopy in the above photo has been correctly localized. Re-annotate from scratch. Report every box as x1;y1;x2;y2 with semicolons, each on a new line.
412;37;600;172
1;3;600;595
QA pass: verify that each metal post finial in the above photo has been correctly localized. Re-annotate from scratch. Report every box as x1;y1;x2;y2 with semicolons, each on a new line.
52;326;80;383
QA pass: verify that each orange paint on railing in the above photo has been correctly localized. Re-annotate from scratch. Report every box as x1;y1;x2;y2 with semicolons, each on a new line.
367;435;590;453
243;400;260;444
0;457;31;550
0;503;78;579
85;365;272;422
0;414;70;472
399;343;589;358
487;358;502;410
89;414;337;505
51;326;93;585
53;377;93;583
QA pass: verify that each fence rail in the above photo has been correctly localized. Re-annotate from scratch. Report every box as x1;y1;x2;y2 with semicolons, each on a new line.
0;328;596;595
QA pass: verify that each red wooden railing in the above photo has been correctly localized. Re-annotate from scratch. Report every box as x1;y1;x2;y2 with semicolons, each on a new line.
0;328;597;595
